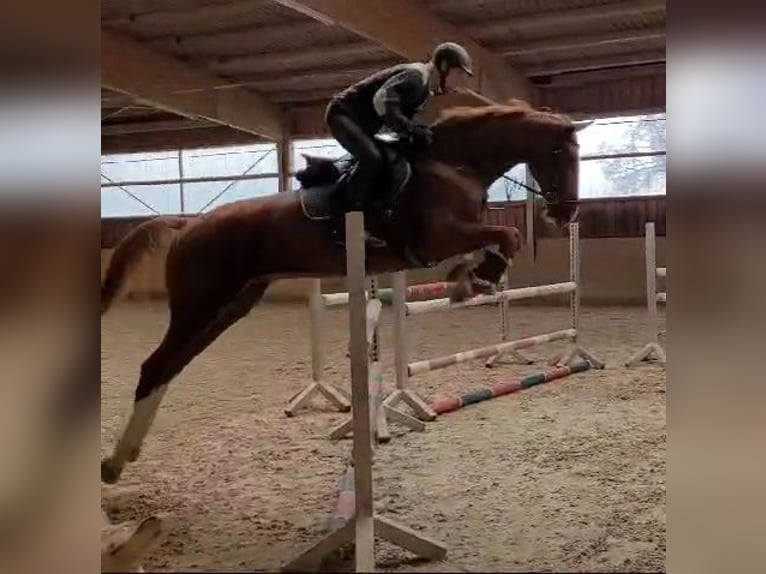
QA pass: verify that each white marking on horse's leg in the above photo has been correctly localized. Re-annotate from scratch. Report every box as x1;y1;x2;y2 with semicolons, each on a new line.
102;386;167;483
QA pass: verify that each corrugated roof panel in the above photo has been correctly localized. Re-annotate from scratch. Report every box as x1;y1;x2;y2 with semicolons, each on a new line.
102;0;239;20
210;42;395;76
104;0;309;39
151;22;361;59
511;34;665;66
427;0;612;24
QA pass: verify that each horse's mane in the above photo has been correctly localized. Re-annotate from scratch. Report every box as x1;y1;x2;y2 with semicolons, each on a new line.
431;98;574;136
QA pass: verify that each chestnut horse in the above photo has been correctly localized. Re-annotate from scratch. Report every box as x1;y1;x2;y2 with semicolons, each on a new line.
100;100;586;484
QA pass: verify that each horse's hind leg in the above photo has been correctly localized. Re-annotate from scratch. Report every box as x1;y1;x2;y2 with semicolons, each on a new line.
101;280;269;484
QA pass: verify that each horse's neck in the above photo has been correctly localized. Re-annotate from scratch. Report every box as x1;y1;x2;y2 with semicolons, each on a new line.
429;122;531;188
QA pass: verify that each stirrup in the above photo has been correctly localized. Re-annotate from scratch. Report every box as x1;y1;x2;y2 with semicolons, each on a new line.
365;232;387;249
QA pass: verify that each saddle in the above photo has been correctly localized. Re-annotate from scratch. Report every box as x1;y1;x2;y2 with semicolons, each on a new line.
296;134;413;247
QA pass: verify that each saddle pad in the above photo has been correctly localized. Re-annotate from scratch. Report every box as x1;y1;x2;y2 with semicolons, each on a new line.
299;184;341;221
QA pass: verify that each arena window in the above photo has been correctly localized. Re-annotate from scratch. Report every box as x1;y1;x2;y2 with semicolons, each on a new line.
101;143;279;218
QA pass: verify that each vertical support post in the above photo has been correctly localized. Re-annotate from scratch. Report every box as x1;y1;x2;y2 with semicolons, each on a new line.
281;216;447;573
646;222;658;343
551;221;604;369
366;276;386;443
309;280;323;382
525;165;535;250
345;211;375;572
178;149;185;214
392;271;408;393
570;221;580;335
382;270;436;421
500;292;509;341
624;221;665;367
367;277;380;363
278;136;292;193
486;245;534;368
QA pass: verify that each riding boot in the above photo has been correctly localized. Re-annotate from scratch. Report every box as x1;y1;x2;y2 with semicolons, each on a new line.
343;166;374;212
330;173;385;249
342;168;387;249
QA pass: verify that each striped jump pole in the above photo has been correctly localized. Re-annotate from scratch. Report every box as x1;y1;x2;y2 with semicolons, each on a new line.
408;328;578;376
625;221;666;367
326;464;356;533
376;281;452;305
430;360;592;415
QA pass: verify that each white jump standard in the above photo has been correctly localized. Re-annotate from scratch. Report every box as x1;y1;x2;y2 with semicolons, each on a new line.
626;221;666;367
282;211;447;572
284;280;351;416
329;277;426;443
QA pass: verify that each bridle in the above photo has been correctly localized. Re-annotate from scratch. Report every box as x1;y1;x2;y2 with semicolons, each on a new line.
500;147;566;206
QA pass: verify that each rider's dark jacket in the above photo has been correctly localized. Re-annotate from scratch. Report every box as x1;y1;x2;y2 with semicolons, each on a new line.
327;63;435;136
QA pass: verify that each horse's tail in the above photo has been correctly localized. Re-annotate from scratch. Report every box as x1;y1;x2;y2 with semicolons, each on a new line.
101;216;190;315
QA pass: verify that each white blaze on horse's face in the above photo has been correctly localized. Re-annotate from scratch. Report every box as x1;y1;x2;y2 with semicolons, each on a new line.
527;133;580;227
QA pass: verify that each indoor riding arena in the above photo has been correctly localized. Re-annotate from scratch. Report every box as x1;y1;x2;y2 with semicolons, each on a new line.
101;1;666;572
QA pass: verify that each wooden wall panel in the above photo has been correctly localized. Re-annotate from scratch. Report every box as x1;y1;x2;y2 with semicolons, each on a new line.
536;72;666;118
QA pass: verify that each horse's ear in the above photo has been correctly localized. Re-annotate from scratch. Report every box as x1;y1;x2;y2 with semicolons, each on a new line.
572;120;593;132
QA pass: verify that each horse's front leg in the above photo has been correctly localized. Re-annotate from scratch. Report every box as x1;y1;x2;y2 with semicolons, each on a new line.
472;225;524;286
442;223;523;302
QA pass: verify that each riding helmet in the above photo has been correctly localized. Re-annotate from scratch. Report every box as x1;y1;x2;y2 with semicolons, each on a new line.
431;42;474;76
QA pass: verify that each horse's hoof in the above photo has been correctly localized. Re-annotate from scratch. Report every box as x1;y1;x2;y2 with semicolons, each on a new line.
101;458;122;484
449;282;474;303
127;447;141;463
471;278;497;296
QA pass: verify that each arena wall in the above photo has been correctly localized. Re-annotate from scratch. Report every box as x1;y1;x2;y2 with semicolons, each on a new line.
100;196;665;306
100;235;665;306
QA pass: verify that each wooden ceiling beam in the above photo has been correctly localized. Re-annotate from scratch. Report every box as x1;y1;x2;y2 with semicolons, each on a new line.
103;0;300;38
151;20;356;58
238;63;398;93
102;28;285;140
102;118;215;135
273;0;531;101
102;126;266;155
210;41;391;75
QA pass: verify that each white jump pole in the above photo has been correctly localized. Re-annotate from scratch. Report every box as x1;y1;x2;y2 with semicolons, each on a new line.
282;212;447;572
284;279;351;417
625;221;666;367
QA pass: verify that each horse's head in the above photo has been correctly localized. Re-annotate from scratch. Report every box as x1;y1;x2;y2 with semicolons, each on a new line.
526;118;591;228
430;100;591;229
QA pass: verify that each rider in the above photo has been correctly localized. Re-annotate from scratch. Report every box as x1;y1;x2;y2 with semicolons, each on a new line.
324;42;474;242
